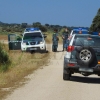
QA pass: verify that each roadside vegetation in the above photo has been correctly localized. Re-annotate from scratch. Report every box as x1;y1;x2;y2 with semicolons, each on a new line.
0;43;11;72
0;43;50;99
90;8;100;32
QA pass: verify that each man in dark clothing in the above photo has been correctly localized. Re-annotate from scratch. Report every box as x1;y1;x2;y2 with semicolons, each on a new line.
62;28;69;51
52;29;59;52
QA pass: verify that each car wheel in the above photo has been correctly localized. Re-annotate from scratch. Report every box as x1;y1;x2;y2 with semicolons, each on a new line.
30;50;35;54
41;46;46;53
98;74;100;76
76;46;95;66
63;67;71;80
63;73;71;80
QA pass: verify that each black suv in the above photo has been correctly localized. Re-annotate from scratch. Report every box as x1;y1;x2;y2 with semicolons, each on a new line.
63;34;100;80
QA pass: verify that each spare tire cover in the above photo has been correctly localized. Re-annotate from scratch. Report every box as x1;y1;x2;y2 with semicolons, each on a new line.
76;46;95;66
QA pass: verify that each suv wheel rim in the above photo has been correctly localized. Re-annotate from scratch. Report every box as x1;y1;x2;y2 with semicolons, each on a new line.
79;49;92;62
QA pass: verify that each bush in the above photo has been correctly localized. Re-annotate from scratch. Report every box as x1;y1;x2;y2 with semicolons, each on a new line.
0;43;11;72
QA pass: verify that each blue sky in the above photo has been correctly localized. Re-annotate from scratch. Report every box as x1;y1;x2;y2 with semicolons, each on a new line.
0;0;100;27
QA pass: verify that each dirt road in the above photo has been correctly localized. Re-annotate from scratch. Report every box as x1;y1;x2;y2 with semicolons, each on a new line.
4;44;100;100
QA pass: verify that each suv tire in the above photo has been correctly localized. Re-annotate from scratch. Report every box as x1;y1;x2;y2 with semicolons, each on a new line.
63;68;71;80
63;73;71;80
41;46;47;53
76;46;95;66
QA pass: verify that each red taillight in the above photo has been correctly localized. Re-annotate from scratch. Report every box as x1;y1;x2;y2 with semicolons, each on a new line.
67;63;75;67
67;46;74;52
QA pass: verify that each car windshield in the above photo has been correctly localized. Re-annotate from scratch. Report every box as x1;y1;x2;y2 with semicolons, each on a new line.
74;36;100;47
23;32;42;40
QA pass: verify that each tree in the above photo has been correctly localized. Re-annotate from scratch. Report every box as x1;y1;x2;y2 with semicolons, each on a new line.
90;8;100;32
33;22;41;27
97;8;100;16
32;22;47;32
45;24;49;27
39;25;47;32
21;23;28;28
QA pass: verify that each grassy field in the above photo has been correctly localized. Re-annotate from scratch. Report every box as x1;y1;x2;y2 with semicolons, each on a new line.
0;34;51;99
0;50;50;99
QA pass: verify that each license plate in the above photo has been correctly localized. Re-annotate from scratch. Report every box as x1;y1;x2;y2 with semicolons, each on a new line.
30;48;37;50
79;68;93;72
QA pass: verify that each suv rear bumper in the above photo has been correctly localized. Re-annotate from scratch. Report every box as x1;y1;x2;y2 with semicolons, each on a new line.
64;58;100;74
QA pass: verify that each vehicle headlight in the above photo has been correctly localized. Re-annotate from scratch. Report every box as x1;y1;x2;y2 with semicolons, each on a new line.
22;42;26;45
40;41;44;44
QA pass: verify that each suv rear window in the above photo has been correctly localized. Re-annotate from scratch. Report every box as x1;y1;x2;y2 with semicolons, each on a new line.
74;36;100;47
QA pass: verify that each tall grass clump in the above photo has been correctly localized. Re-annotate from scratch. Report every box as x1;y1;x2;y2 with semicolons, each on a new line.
0;43;11;72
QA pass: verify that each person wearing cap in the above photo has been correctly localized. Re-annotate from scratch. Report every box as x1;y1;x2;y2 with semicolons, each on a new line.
52;29;59;52
62;28;69;51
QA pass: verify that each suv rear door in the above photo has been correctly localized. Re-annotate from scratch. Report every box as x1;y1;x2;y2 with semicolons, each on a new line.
70;34;100;67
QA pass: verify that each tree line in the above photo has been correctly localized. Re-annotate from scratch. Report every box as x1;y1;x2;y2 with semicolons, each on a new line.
0;8;100;33
0;21;88;33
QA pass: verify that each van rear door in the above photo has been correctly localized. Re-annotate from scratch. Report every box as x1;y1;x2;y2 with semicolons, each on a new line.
8;34;21;50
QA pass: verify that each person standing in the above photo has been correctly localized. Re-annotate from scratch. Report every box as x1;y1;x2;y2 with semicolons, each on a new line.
62;28;69;51
52;29;59;52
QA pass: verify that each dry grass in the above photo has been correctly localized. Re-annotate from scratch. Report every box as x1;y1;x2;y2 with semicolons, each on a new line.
0;51;49;85
0;35;8;40
0;40;50;100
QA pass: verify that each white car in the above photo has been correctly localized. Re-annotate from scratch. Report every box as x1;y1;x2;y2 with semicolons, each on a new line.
21;28;47;53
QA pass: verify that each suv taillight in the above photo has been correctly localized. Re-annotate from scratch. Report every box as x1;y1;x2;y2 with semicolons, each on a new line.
67;46;74;52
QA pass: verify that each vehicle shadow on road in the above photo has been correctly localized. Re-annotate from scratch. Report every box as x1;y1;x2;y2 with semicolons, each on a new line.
70;76;100;84
30;50;49;54
52;50;63;53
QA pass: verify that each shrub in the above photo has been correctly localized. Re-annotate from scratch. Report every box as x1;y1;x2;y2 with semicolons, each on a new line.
0;43;11;72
